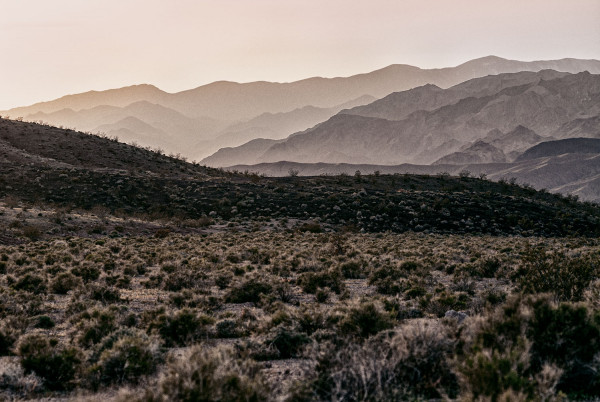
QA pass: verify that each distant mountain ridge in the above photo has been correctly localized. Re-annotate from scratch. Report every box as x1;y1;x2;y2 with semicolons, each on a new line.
203;70;600;167
3;56;600;161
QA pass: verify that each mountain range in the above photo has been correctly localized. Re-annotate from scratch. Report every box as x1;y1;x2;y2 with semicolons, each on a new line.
202;70;600;167
4;56;600;160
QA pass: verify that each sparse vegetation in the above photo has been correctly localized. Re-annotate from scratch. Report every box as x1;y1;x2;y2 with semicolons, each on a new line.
0;117;599;400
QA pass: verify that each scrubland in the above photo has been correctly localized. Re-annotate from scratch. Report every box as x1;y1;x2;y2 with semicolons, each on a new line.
1;216;599;401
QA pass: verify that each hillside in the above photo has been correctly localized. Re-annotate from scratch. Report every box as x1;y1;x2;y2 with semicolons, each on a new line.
2;118;600;240
205;70;600;166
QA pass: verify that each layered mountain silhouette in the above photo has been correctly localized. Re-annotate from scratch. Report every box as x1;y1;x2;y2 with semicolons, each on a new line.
202;70;600;167
4;56;600;161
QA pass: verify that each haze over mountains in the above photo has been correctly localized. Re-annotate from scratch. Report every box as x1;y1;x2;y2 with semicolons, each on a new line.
4;56;600;160
203;70;600;165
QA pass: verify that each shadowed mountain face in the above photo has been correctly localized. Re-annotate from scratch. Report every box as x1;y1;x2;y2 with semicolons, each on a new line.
3;56;600;161
517;138;600;161
204;70;600;167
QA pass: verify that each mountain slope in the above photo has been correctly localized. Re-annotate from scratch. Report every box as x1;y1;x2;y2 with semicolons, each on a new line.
206;71;600;166
193;95;376;159
433;140;506;165
517;138;600;161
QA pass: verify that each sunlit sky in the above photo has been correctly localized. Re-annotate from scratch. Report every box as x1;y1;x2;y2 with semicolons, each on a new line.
1;0;599;110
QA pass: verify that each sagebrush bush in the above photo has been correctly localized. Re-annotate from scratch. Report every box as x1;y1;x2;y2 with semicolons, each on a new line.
89;330;162;386
338;302;394;338
50;271;82;294
149;308;214;347
298;269;345;294
18;334;82;391
133;346;270;402
516;245;597;301
11;274;47;294
294;320;457;401
226;277;273;303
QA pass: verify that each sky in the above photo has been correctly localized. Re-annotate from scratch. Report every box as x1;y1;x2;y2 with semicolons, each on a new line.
1;0;599;110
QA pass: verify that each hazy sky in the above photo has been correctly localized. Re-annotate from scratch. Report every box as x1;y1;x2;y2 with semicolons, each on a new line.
1;0;599;110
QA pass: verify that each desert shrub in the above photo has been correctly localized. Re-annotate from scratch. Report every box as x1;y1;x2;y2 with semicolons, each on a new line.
163;270;204;292
50;271;82;294
476;257;502;278
149;308;214;347
134;346;269;402
368;264;408;295
338;302;394;338
339;261;365;279
226;278;273;304
89;330;161;386
528;299;600;397
88;284;121;304
77;309;117;347
421;291;470;317
515;245;597;301
72;263;101;283
297;222;322;233
461;295;600;399
315;288;329;303
296;306;328;336
215;271;234;289
267;326;310;359
0;326;16;356
33;315;55;329
298;269;345;294
18;334;82;391
294;320;458;401
22;226;42;241
216;319;243;338
11;274;47;294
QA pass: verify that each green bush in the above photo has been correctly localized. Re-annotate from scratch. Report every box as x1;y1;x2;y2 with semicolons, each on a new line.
368;264;408;295
340;261;364;279
216;319;242;338
528;299;600;397
33;315;55;329
72;263;101;283
78;309;117;347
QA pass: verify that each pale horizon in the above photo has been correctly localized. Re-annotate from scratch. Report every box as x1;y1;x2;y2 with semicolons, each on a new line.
1;0;599;110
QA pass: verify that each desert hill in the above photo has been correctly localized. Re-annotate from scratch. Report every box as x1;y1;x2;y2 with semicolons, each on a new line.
1;117;599;237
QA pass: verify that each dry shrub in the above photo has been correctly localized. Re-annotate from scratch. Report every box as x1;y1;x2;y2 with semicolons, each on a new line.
294;319;458;401
131;345;270;402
